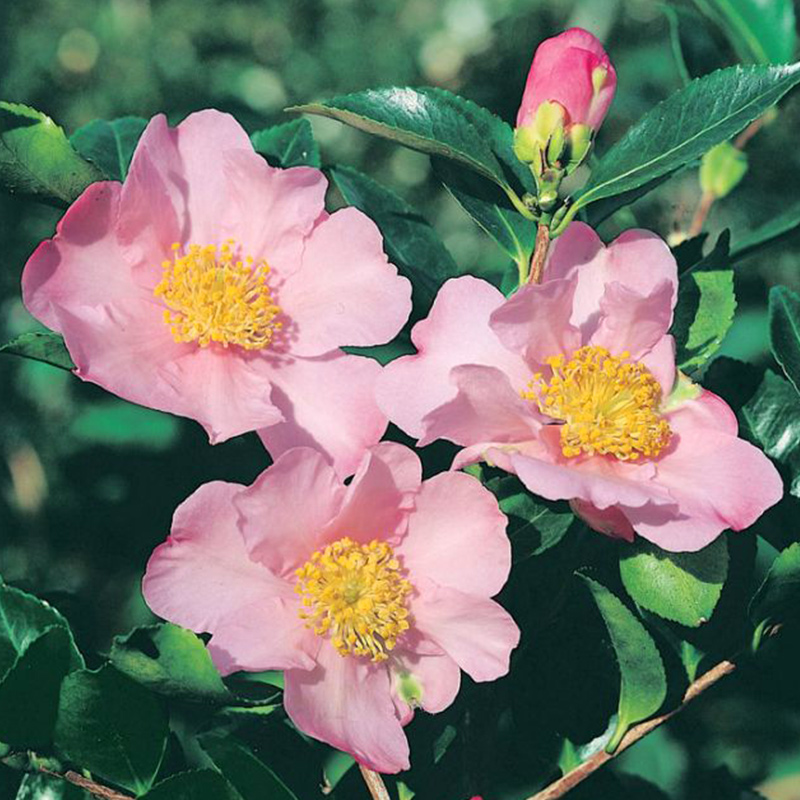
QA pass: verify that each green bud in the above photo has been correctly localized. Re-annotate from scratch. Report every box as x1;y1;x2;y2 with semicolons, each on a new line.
513;100;567;168
592;65;609;95
546;123;567;165
565;124;593;173
699;141;748;199
513;125;539;164
538;188;559;213
396;671;423;707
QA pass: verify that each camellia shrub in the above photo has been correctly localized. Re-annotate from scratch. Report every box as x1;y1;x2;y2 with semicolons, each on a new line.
1;8;800;800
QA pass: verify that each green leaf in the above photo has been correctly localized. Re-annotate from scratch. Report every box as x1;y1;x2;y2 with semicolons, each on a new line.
0;101;103;206
731;199;800;260
693;0;796;65
0;332;75;371
110;623;233;704
70;117;147;181
749;542;800;627
578;574;667;752
769;286;800;395
200;736;300;800
620;537;729;627
573;64;800;214
54;664;168;794
485;475;576;559
292;87;513;190
672;232;736;372
139;770;240;800
329;164;459;317
251;119;321;168
699;141;748;199
69;403;179;450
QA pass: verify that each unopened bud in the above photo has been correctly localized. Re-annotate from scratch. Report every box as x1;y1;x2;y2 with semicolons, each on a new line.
699;141;748;199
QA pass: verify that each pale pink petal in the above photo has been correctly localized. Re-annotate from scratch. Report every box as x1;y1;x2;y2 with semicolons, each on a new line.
590;280;675;359
419;365;539;447
391;650;461;719
324;443;422;545
641;335;677;396
376;276;529;439
258;352;387;479
668;387;738;435
23;182;140;330
284;645;410;773
236;447;345;576
142;482;292;634
396;471;510;597
489;278;581;367
545;221;604;283
411;582;519;682
279;208;412;356
208;598;319;675
570;498;635;541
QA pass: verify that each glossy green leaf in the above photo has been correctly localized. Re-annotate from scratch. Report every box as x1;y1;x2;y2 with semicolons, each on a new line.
693;0;796;65
54;664;168;794
0;101;102;206
620;537;729;627
573;64;800;213
110;623;233;704
672;232;736;372
200;736;300;800
251;118;321;168
769;286;800;395
0;332;75;371
70;117;147;181
485;475;576;559
139;770;240;800
330;164;459;317
731;199;800;260
579;574;667;752
749;542;800;627
292;87;511;189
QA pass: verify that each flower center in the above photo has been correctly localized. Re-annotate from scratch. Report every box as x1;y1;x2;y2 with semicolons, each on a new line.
294;537;412;662
153;240;282;350
523;345;672;461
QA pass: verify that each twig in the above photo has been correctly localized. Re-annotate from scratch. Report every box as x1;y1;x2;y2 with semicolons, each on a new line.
359;764;392;800
529;224;551;284
39;767;133;800
527;658;739;800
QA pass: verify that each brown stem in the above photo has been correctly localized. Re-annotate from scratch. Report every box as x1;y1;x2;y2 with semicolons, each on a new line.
359;764;392;800
529;224;551;285
733;115;768;149
39;767;133;800
688;190;715;238
526;659;737;800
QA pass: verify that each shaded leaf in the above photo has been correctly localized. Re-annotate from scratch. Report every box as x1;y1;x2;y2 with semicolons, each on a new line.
574;64;800;213
731;199;800;260
329;164;459;317
0;332;75;371
749;542;800;627
0;101;102;206
769;285;800;394
251;119;320;168
15;773;88;799
69;403;179;450
54;664;168;795
139;769;240;800
620;537;729;627
579;574;667;752
110;623;233;704
70;117;147;181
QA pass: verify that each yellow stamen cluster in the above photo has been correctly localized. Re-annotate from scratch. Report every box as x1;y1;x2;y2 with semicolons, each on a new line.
153;240;282;350
295;537;412;662
523;345;672;461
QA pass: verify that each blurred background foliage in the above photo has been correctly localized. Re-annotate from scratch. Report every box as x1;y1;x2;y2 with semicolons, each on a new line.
1;1;800;798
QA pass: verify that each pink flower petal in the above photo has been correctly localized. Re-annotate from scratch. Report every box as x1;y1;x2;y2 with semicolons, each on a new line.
641;334;677;397
208;598;319;675
396;471;511;597
284;645;410;773
324;442;422;545
391;650;461;719
411;581;520;682
142;482;291;633
376;276;529;439
419;365;539;448
570;498;635;541
258;351;387;479
23;182;140;331
279;208;412;356
489;278;581;367
236;447;346;577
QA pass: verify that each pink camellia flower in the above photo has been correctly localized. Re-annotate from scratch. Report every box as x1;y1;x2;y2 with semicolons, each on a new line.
22;110;412;477
142;443;519;773
517;27;617;133
376;223;783;553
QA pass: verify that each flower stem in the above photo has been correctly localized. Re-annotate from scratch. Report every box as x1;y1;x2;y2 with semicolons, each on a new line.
359;764;392;800
528;223;551;284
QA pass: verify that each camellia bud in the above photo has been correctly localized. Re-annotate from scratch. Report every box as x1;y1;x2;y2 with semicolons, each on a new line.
514;28;617;185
